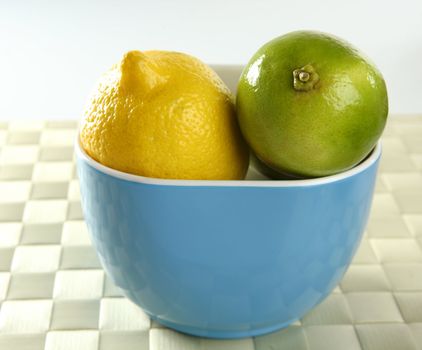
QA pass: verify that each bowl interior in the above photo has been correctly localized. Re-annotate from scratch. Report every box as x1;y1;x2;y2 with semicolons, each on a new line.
75;137;381;188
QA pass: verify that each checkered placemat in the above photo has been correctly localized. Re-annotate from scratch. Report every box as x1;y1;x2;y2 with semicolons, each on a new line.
0;117;422;350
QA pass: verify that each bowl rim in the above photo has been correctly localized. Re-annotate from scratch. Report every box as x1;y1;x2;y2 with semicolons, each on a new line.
75;136;381;187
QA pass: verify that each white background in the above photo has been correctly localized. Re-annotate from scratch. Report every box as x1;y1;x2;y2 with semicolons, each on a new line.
0;0;421;120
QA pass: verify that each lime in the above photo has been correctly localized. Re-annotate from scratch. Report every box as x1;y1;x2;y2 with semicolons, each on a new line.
237;31;388;178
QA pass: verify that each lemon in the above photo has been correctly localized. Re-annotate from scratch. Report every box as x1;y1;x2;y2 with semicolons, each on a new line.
80;50;249;180
237;31;388;178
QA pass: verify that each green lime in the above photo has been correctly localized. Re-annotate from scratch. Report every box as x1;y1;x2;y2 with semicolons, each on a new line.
236;31;388;178
251;152;303;180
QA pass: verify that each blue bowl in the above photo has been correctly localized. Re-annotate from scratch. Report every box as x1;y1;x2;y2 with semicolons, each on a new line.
76;139;381;338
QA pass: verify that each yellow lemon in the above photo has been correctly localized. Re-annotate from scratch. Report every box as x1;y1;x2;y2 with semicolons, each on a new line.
80;50;249;180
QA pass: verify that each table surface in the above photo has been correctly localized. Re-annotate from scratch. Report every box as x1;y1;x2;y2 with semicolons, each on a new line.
0;116;422;350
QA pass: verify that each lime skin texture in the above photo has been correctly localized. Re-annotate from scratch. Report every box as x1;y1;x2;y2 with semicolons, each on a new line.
237;30;388;178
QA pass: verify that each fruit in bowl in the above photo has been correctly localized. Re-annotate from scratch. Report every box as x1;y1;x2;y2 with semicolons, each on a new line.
77;31;387;338
80;50;249;180
237;30;388;178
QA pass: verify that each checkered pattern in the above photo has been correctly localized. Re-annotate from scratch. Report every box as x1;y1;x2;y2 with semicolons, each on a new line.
0;117;422;350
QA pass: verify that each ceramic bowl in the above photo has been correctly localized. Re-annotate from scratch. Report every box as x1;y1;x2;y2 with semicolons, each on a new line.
76;65;381;338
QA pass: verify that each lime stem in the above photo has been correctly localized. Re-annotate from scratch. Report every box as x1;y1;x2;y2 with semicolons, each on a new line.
298;71;310;82
293;64;319;92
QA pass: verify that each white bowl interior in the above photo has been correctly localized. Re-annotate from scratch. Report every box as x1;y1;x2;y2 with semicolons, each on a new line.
75;138;381;188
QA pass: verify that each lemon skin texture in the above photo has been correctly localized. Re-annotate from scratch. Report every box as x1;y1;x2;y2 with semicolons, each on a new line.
237;31;388;178
81;51;249;180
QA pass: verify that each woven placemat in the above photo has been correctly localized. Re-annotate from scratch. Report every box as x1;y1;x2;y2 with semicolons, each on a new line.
0;116;421;350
